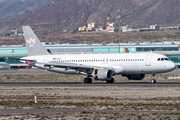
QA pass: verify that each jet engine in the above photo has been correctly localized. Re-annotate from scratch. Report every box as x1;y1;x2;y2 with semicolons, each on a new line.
92;69;113;80
123;74;145;80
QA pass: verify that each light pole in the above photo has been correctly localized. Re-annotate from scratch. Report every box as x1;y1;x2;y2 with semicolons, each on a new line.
84;22;88;44
116;16;121;53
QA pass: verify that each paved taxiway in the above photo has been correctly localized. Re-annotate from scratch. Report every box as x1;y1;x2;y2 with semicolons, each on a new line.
1;109;180;115
0;82;180;86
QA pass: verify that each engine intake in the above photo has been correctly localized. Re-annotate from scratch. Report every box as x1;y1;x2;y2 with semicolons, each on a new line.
92;69;113;80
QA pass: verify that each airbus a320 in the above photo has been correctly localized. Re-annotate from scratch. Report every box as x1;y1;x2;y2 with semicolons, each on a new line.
20;26;176;84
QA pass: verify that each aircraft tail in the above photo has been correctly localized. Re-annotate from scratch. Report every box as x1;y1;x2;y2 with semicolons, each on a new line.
125;48;129;53
22;26;49;56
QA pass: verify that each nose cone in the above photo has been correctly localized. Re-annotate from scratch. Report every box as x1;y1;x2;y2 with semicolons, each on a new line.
168;61;176;71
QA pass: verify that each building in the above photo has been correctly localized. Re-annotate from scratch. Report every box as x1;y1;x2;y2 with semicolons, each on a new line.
109;23;116;27
1;41;180;67
78;23;96;32
107;23;116;32
122;25;129;30
150;24;160;30
78;26;86;31
95;26;104;31
88;23;96;28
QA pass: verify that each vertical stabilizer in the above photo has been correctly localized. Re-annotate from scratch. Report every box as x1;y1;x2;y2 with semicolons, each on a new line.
22;26;49;56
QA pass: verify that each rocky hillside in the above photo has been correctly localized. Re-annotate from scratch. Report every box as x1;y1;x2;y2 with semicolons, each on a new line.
0;0;180;33
0;0;53;22
0;0;6;3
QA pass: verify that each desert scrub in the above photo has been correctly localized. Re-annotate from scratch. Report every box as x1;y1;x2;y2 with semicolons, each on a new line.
6;75;11;79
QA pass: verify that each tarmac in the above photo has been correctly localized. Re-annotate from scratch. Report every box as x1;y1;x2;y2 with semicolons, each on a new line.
0;82;180;86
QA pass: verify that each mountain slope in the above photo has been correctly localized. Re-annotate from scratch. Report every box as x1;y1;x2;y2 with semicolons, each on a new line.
0;0;6;3
0;0;53;22
0;0;180;33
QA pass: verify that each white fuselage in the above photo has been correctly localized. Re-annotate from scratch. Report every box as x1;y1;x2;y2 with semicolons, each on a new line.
21;52;176;75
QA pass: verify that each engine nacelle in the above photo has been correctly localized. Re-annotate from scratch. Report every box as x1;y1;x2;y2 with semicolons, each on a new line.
123;74;145;80
92;69;113;80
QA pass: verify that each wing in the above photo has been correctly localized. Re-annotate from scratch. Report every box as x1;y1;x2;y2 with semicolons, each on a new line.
39;61;114;70
9;57;114;72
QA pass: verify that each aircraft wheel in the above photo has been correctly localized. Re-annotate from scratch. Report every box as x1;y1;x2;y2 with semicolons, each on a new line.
106;78;114;83
84;78;92;83
151;79;156;83
88;78;92;83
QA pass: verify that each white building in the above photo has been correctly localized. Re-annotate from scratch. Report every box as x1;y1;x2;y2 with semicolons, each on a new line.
150;24;160;30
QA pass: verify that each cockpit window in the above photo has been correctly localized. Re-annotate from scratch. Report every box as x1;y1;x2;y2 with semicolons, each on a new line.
158;58;169;61
164;58;169;61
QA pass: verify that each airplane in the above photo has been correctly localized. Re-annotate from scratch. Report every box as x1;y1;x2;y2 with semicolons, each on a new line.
0;57;11;70
19;26;176;84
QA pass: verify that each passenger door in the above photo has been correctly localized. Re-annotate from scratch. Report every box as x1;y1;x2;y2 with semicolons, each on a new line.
145;54;152;66
44;57;49;63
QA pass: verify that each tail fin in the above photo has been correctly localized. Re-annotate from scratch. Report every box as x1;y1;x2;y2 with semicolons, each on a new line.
22;26;49;56
125;48;129;53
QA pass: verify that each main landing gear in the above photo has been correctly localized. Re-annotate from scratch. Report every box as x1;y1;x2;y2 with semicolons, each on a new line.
106;78;114;83
84;78;92;83
150;73;156;83
84;77;115;84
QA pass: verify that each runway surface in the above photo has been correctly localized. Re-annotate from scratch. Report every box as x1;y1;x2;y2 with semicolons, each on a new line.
0;82;180;86
1;109;180;114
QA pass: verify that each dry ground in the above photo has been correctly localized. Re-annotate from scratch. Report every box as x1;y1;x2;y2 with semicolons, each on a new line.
1;29;180;45
0;86;180;119
0;69;180;119
0;68;180;83
1;112;180;120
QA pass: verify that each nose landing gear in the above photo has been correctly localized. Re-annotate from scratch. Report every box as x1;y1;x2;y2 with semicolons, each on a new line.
151;79;156;83
150;73;156;83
